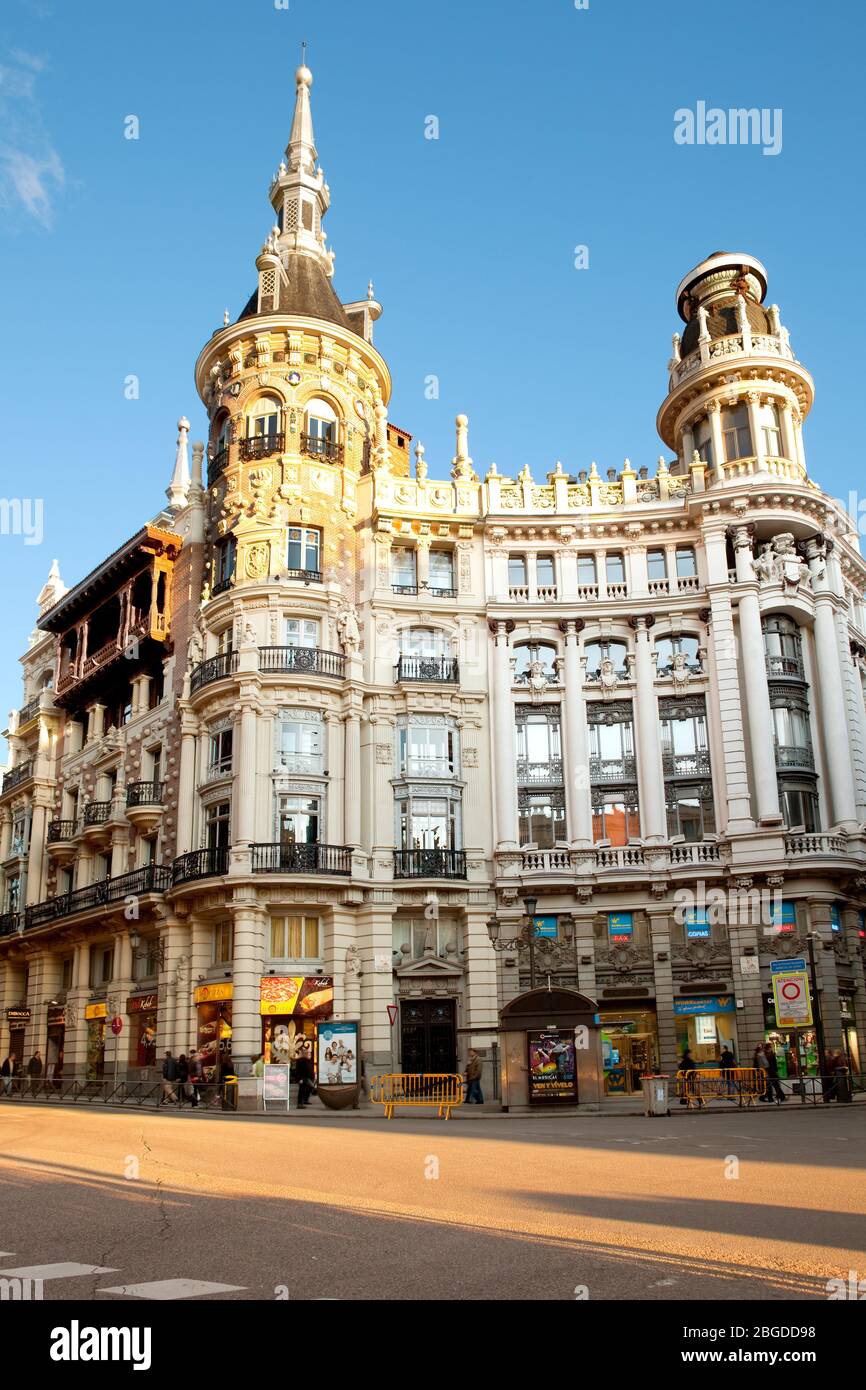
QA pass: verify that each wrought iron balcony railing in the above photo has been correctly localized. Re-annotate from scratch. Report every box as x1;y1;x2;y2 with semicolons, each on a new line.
765;654;804;680
47;820;77;844
1;761;33;794
258;646;346;679
239;432;284;461
251;843;352;875
395;655;459;683
23;864;172;931
212;577;234;596
301;433;343;463
662;750;711;778
775;744;815;772
83;801;112;827
589;754;637;784
172;845;229;885
0;912;21;937
284;568;322;584
516;758;564;784
127;781;166;807
394;848;467;879
190;650;238;692
17;697;41;725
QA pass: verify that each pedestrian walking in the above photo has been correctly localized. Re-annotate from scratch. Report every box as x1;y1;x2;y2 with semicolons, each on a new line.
161;1050;179;1104
719;1045;736;1096
188;1051;203;1107
1;1052;16;1096
27;1049;43;1096
295;1041;314;1108
177;1053;191;1104
764;1041;786;1103
753;1043;771;1101
465;1048;484;1105
678;1047;696;1105
821;1049;838;1103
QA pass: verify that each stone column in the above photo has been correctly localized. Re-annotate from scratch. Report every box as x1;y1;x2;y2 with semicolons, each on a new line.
230;901;266;1074
842;907;866;1072
106;929;134;1079
631;616;666;842
65;941;91;1078
807;900;842;1056
26;795;50;904
648;910;678;1073
490;621;518;849
328;906;359;1021
175;711;199;856
234;701;259;846
415;537;430;590
357;897;396;1076
707;402;725;481
572;907;598;1000
746;391;765;470
702;524;753;832
732;526;781;824
627;544;648;598
325;711;345;846
344;707;362;847
780;401;797;462
560;621;592;846
806;542;858;828
728;914;764;1062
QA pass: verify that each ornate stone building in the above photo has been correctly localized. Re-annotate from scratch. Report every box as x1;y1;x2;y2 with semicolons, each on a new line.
1;70;865;1101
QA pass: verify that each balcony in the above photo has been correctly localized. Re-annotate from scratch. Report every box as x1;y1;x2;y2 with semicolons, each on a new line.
17;697;42;726
23;864;172;931
784;831;847;860
172;845;229;885
0;911;21;937
47;820;77;844
239;432;284;462
127;781;165;807
516;758;564;784
775;744;815;772
83;800;112;827
251;843;352;875
301;432;343;463
259;646;346;679
426;585;458;599
662;750;711;778
212;577;234;596
391;583;419;596
606;581;628;600
284;568;322;585
1;761;33;795
190;650;238;692
589;755;637;783
766;654;804;680
394;848;467;879
395;655;459;684
209;445;229;478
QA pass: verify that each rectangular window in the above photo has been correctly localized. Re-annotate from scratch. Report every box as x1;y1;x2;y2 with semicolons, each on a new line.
270;915;321;959
215;536;236;586
675;547;697;578
518;793;565;848
208;727;233;775
285;618;320;648
133;936;160;980
213;920;233;964
665;784;715;841
536;555;555;587
722;405;751;462
592;792;640;846
205;801;231;849
391;548;416;586
647;549;667;581
428;551;454;590
279;794;320;845
287;527;321;574
696;432;713;467
516;713;561;767
277;718;323;769
577;554;597;585
588;717;635;781
508;556;527;587
61;957;74;991
606;553;625;584
400;797;456;851
89;946;114;989
399;724;456;776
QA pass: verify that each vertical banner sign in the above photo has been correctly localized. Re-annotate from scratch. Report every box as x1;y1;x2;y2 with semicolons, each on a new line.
771;958;813;1028
607;912;633;944
317;1021;359;1084
532;915;558;939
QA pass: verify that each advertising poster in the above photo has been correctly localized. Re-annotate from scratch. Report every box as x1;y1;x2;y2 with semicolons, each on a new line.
262;1063;291;1110
684;910;711;939
607;912;634;944
532;915;558;939
259;976;334;1017
527;1031;577;1104
317;1021;358;1084
771;958;813;1028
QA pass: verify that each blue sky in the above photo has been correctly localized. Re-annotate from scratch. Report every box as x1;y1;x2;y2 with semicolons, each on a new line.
1;0;864;741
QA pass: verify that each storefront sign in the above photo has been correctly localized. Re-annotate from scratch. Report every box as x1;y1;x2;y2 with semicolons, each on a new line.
317;1021;358;1084
532;915;558;940
767;900;797;932
771;959;813;1028
85;1003;108;1021
674;996;735;1017
607;912;633;944
527;1030;578;1104
127;993;158;1013
6;1007;30;1023
194;983;233;1005
684;910;711;940
262;1063;291;1111
260;976;333;1017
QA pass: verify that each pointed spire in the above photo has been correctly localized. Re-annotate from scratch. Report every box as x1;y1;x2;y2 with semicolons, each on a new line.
268;58;333;276
287;51;317;174
166;416;191;511
37;558;67;617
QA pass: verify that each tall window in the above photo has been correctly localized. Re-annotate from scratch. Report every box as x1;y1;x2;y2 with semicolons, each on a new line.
277;714;323;771
400;797;456;850
208;727;233;776
508;556;527;587
675;547;697;578
428;550;455;592
205;801;231;849
270;915;321;959
647;549;667;581
763;403;783;458
515;709;562;773
584;639;629;679
279;794;320;845
398;723;457;776
89;946;114;989
513;642;558;684
588;714;635;781
400;627;449;657
592;791;640;846
660;698;714;841
763;615;803;676
536;555;556;588
722;404;751;461
577;554;597;585
518;791;566;848
214;536;236;589
588;702;639;844
779;784;820;832
391;548;417;589
655;634;701;675
695;419;713;466
605;553;625;585
246;396;281;439
213;921;233;964
304;398;337;453
285;618;320;648
287;527;321;575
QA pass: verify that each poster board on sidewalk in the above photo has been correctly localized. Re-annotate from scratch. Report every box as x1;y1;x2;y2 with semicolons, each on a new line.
262;1063;291;1111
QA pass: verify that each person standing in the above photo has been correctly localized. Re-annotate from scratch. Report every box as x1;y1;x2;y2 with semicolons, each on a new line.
1;1052;15;1096
678;1047;696;1106
465;1049;484;1105
753;1043;770;1101
177;1053;191;1105
764;1041;786;1103
161;1050;179;1104
27;1049;44;1096
719;1045;736;1096
188;1051;203;1107
295;1041;314;1108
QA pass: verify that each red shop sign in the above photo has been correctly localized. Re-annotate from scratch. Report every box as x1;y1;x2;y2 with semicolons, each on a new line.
127;994;158;1014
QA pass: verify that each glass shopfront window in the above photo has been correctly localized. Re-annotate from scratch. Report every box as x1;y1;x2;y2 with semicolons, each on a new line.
674;996;739;1065
599;1008;659;1095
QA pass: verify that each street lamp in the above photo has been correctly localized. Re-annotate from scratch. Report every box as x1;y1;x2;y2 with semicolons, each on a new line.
128;926;166;971
488;895;562;990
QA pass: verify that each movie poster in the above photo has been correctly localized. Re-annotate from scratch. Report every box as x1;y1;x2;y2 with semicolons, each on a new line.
527;1030;577;1104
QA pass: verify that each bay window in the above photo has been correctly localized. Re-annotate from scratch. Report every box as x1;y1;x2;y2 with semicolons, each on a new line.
398;721;457;776
518;790;566;848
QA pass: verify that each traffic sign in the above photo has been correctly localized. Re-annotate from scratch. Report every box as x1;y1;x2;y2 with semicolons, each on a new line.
110;1016;123;1036
386;1004;398;1027
771;961;812;1028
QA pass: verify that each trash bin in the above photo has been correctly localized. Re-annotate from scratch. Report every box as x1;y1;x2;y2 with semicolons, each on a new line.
641;1074;670;1116
221;1074;238;1112
835;1068;853;1104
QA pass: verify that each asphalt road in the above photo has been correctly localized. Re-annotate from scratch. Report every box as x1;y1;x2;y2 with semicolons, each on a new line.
0;1104;863;1300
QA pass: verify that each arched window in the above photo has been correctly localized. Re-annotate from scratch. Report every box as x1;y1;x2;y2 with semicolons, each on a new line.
211;414;231;475
241;397;283;459
303;397;341;461
655;634;701;675
584;639;629;680
513;642;559;684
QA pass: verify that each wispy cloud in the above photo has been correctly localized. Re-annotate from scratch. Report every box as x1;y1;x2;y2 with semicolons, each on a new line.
0;50;64;229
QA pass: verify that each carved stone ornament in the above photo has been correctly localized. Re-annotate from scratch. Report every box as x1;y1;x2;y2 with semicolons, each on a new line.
245;542;270;579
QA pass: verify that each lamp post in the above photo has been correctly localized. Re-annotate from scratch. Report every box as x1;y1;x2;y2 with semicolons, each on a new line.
487;895;576;991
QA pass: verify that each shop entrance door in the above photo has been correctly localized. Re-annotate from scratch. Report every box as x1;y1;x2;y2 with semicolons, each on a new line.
400;999;457;1075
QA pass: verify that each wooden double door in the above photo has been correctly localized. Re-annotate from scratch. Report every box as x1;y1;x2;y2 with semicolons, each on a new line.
400;999;457;1075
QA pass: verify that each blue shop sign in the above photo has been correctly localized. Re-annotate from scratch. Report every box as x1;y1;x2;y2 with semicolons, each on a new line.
830;904;842;933
684;910;711;939
674;996;735;1016
532;915;558;939
607;912;633;941
769;900;797;929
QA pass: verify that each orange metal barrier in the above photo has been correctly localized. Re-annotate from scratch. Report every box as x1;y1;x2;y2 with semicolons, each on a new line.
369;1073;465;1120
675;1067;766;1108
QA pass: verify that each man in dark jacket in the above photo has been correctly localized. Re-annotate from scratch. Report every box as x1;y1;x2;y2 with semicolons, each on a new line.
1;1053;16;1096
161;1050;179;1104
295;1042;314;1108
764;1042;786;1103
27;1049;43;1096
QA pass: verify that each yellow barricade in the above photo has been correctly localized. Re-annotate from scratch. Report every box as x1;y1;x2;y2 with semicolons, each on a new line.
369;1073;465;1120
675;1068;766;1109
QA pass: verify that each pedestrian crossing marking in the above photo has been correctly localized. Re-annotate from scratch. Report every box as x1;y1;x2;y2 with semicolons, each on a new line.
99;1278;246;1300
